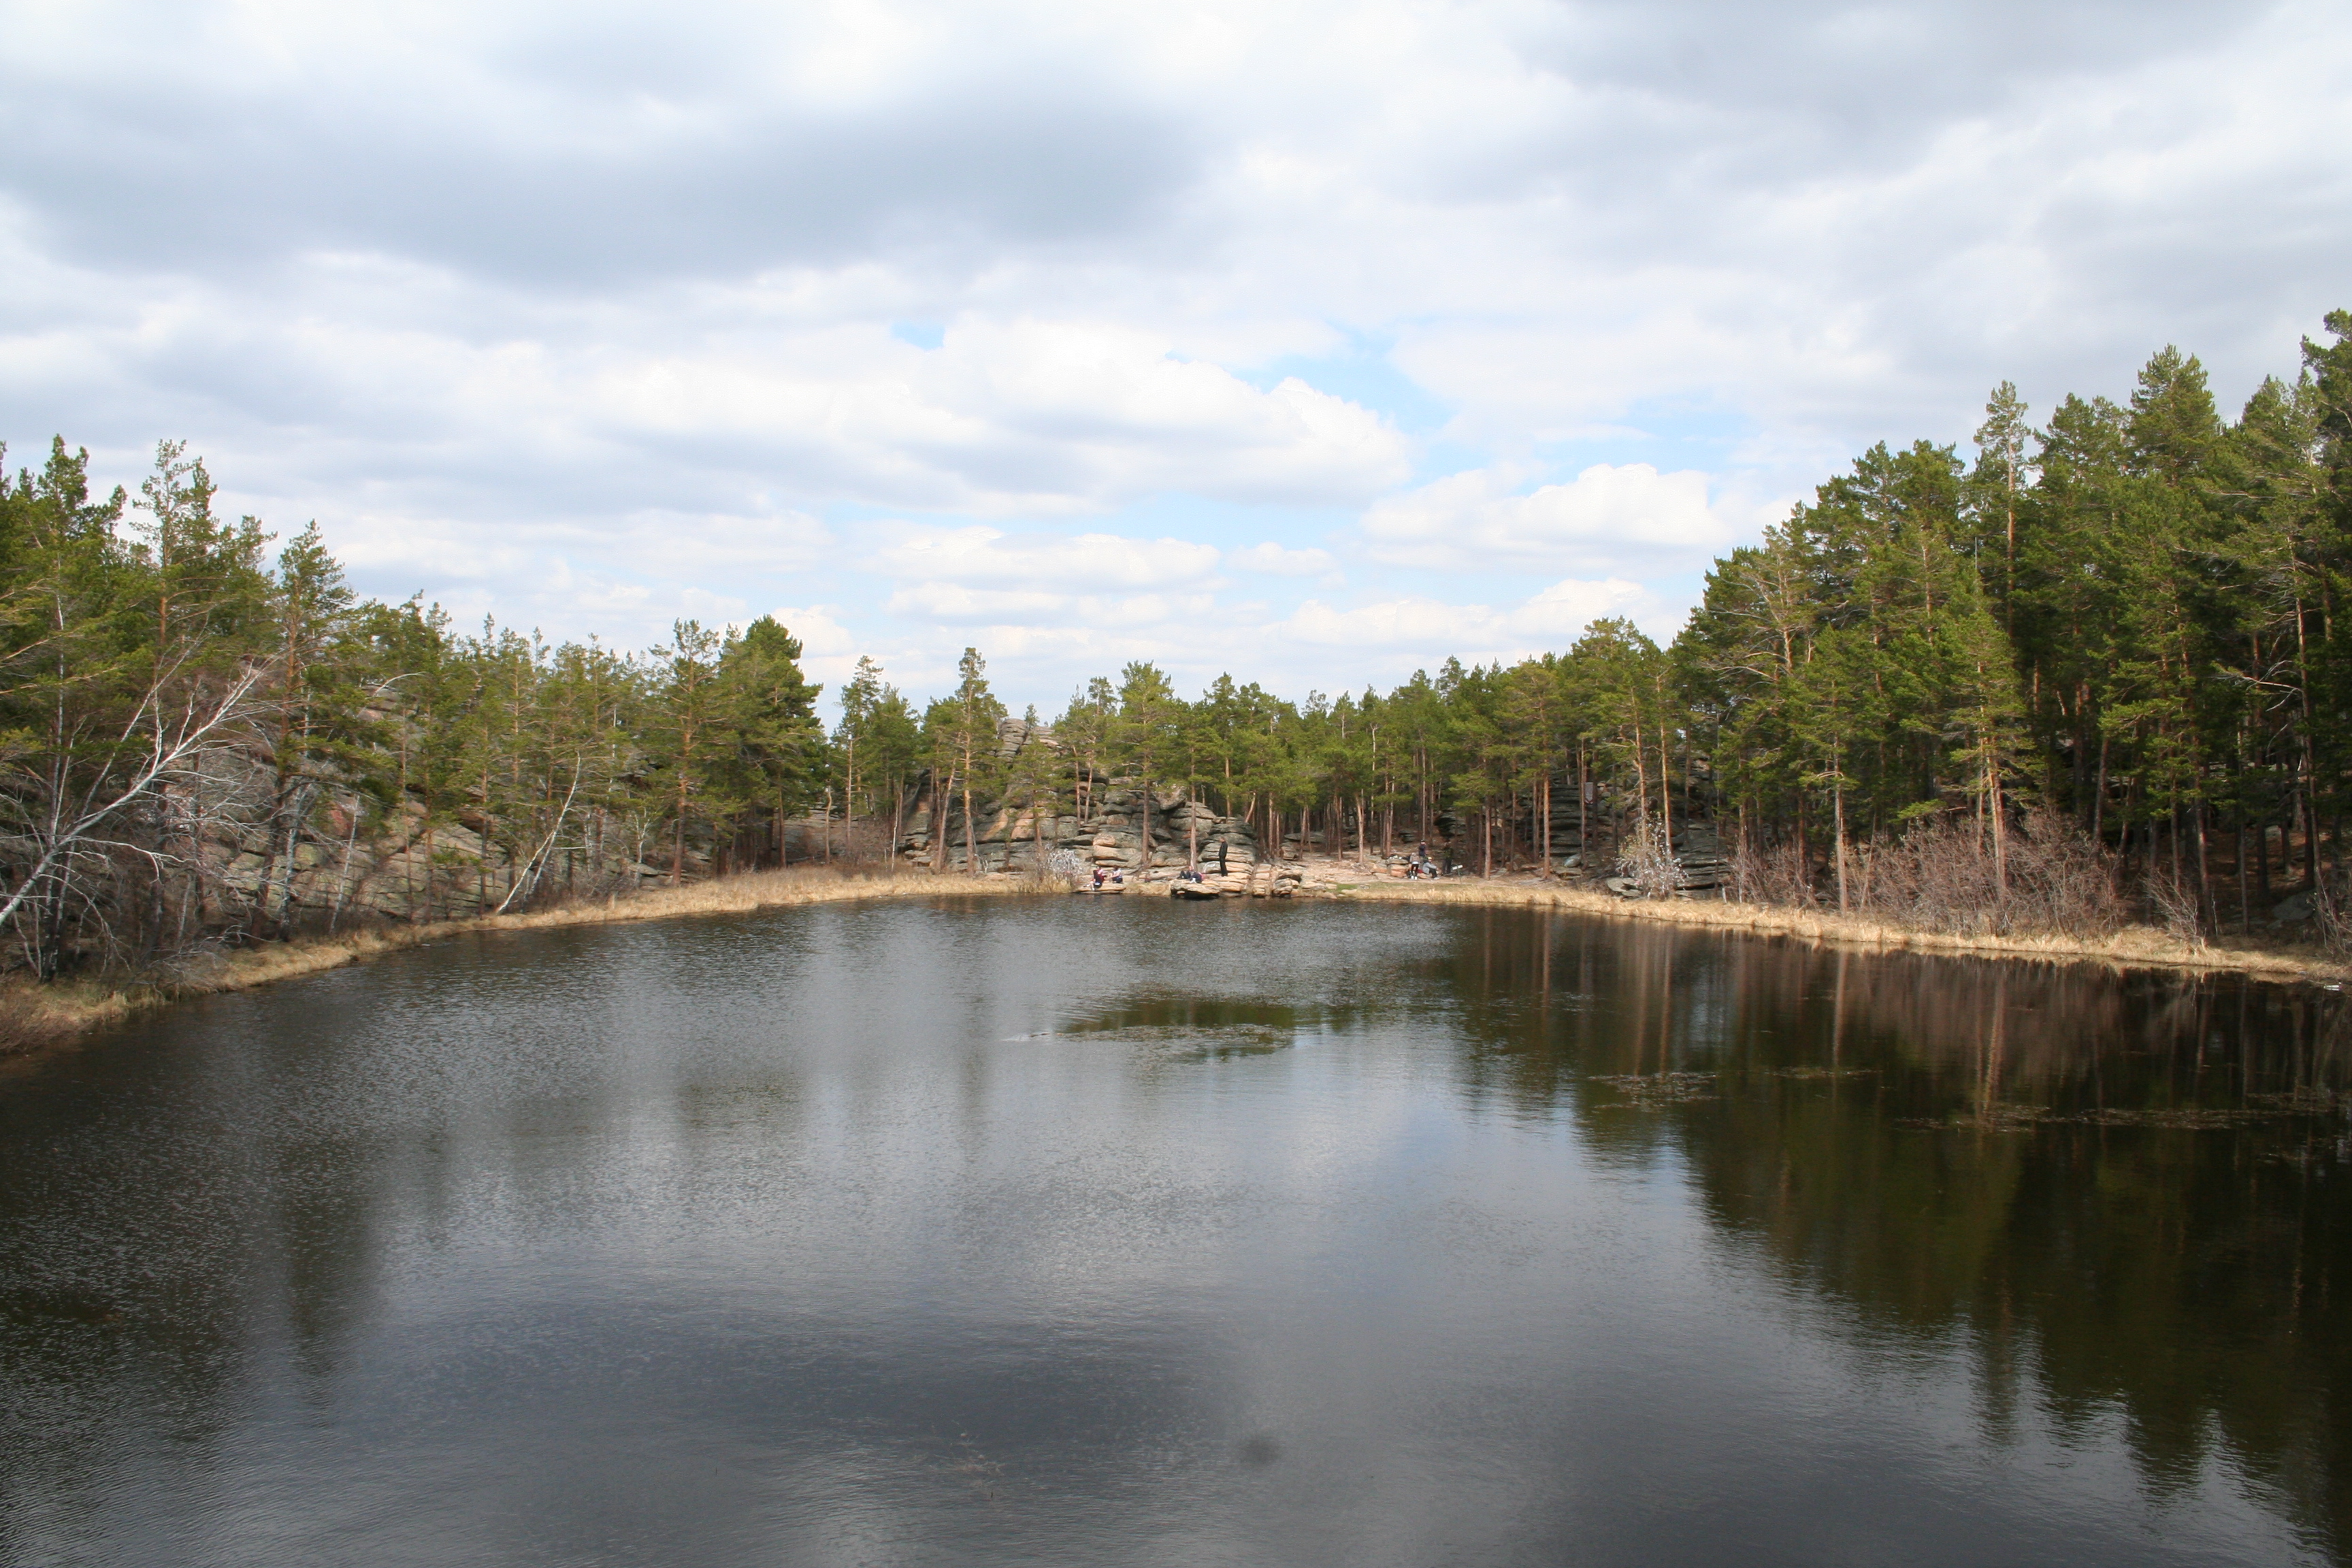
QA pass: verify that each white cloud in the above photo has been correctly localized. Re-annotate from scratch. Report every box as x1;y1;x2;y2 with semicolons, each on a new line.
1277;576;1659;656
274;502;831;649
2;0;2345;704
883;579;1214;627
905;323;1412;509
764;603;869;689
863;523;1222;587
883;583;1073;621
1229;541;1335;576
1360;463;1739;574
769;604;859;654
1511;578;1665;640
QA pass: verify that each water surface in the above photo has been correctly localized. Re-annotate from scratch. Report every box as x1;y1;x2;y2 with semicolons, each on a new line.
3;898;2348;1565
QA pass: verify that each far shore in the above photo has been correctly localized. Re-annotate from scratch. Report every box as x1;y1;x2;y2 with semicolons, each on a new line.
1316;870;2351;985
5;858;2345;1068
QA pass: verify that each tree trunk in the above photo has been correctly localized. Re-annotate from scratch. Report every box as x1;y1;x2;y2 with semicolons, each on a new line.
2193;801;2215;928
1658;725;1672;855
672;749;689;885
1987;732;2007;902
964;783;978;876
2237;810;2252;934
1577;746;1588;873
2304;770;2322;890
268;781;320;938
931;774;950;872
1537;769;1552;877
1832;781;1850;914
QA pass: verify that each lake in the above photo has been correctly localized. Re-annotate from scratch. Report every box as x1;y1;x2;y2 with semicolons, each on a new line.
3;897;2347;1566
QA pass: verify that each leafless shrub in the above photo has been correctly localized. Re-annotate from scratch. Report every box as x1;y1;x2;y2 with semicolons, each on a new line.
1042;847;1089;889
1730;836;1817;907
2141;862;2207;953
2004;811;2129;936
2310;867;2352;956
1862;817;2003;933
1734;808;2124;939
141;933;235;988
1872;808;2126;938
1615;819;1681;900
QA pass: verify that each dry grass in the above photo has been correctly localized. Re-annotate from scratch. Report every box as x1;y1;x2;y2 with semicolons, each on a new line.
0;865;1045;1065
1323;873;2352;985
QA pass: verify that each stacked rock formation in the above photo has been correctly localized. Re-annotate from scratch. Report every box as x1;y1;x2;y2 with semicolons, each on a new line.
898;785;1290;892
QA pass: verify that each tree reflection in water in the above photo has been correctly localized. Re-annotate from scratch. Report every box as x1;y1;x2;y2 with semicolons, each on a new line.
1441;909;2352;1554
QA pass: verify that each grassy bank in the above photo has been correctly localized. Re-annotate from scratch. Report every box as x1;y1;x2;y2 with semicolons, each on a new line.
0;867;1047;1064
1320;872;2351;984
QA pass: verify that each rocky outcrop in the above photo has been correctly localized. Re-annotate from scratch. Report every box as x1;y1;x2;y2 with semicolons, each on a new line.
899;785;1271;882
147;739;681;934
894;753;1734;901
198;792;669;927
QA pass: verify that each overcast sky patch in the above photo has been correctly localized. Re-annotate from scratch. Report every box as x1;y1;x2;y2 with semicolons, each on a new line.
1;0;2345;710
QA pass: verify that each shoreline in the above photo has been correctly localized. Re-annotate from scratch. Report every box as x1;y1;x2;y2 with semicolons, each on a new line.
9;860;2346;1068
1312;870;2351;984
0;867;1047;1066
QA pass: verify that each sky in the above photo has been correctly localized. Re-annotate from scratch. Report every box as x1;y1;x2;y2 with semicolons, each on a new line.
2;0;2347;715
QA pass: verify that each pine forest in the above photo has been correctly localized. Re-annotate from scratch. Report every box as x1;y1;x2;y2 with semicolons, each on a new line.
6;311;2352;984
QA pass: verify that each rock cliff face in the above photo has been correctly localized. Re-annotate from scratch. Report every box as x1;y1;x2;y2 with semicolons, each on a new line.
150;738;684;936
201;790;672;928
899;785;1267;881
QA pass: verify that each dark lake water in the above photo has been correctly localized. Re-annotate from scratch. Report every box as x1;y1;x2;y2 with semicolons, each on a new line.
4;898;2351;1567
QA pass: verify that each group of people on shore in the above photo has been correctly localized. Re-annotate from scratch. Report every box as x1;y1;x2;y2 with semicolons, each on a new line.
1403;843;1450;879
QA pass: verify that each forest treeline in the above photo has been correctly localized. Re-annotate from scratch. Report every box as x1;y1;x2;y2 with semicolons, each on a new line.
4;310;2349;979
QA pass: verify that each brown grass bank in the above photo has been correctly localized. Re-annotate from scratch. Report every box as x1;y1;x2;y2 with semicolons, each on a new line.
0;867;1047;1066
1318;872;2352;985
